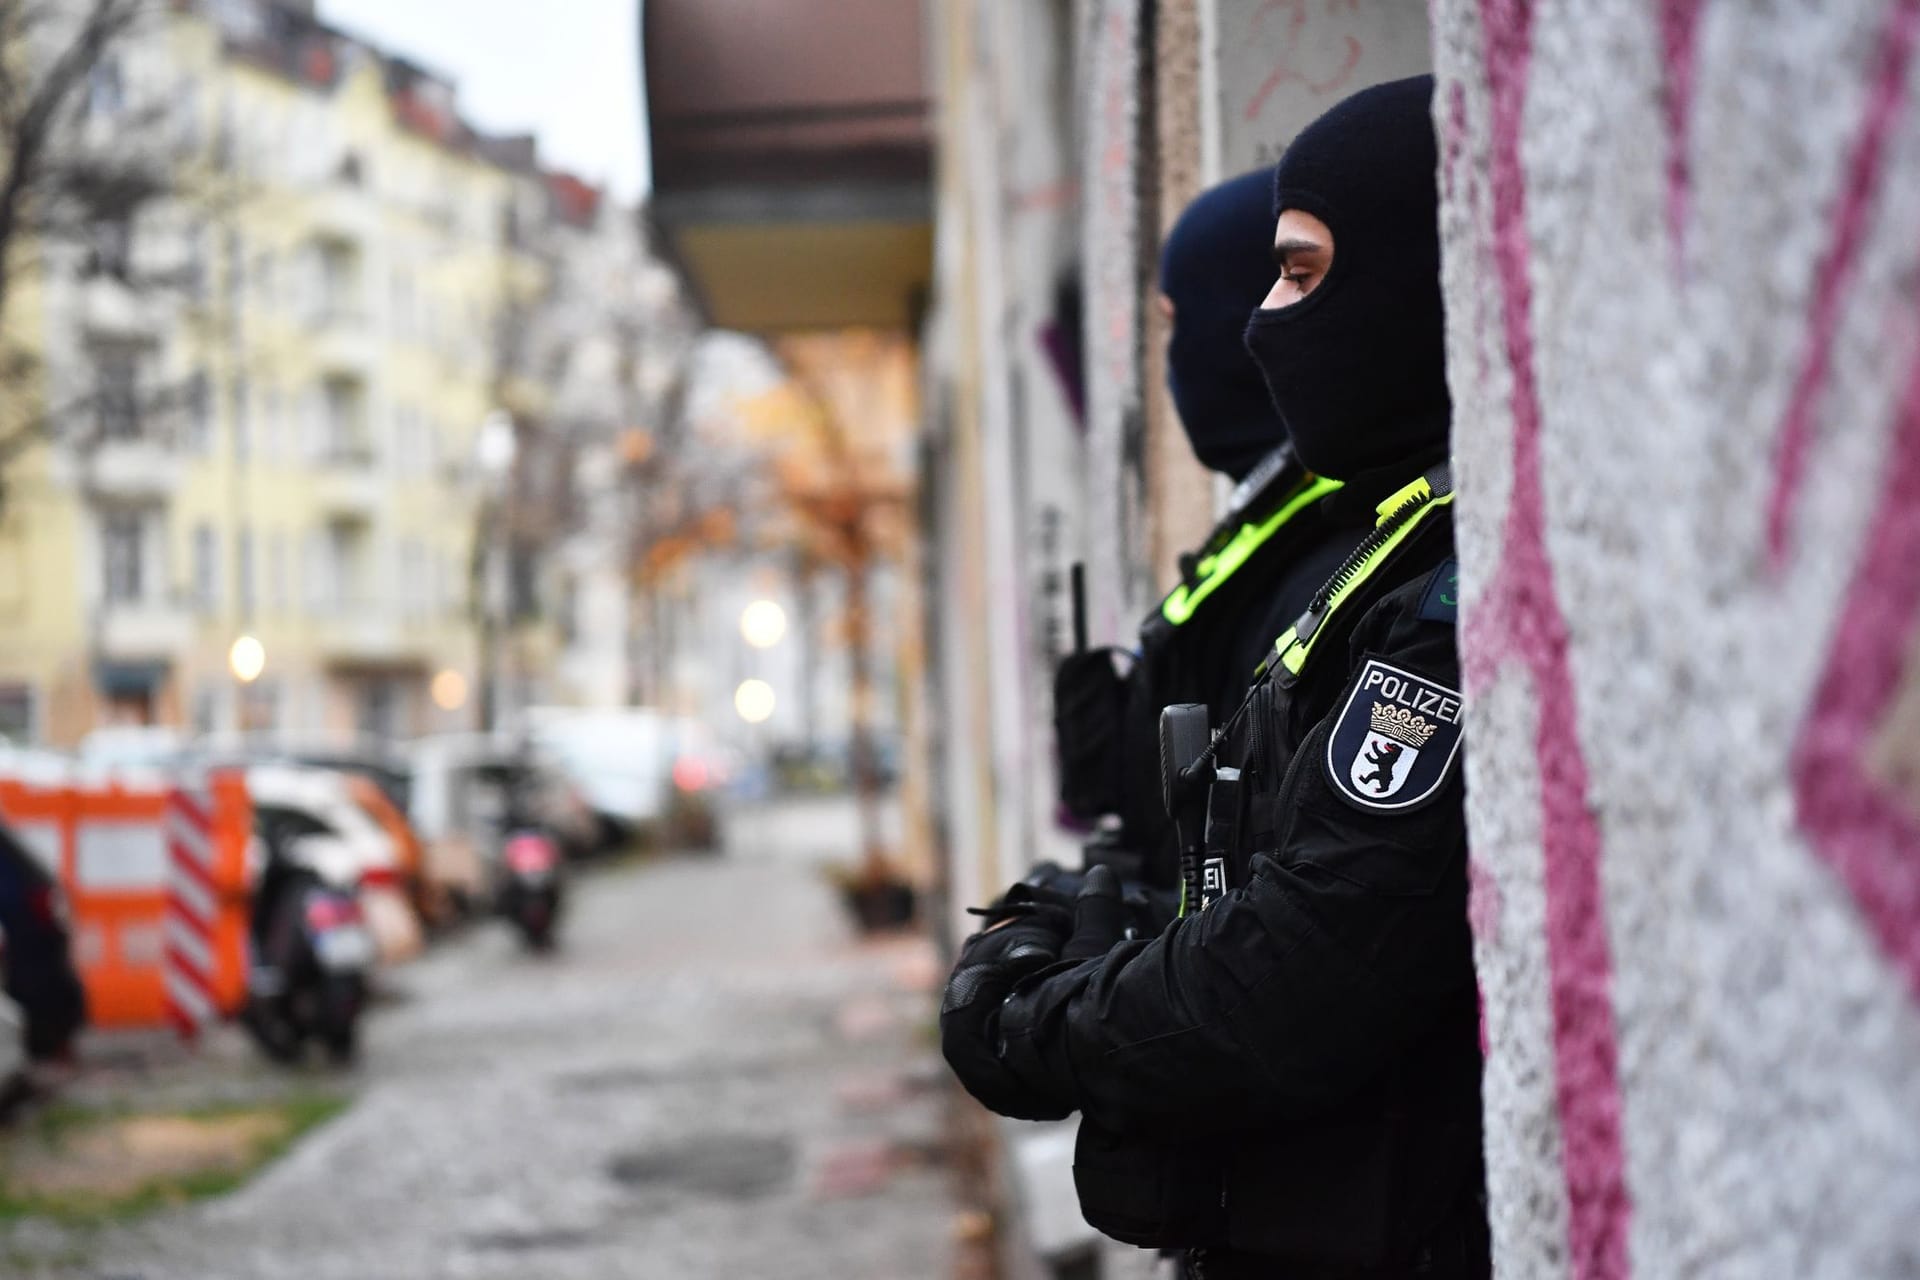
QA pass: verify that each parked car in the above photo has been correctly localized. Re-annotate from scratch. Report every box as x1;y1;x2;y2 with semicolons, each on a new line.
283;747;413;818
0;821;84;1061
520;709;674;847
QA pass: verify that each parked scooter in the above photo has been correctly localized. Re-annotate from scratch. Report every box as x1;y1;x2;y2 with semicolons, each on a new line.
242;820;374;1064
496;826;564;952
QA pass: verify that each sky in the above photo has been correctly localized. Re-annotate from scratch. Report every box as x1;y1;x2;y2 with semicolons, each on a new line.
316;0;650;199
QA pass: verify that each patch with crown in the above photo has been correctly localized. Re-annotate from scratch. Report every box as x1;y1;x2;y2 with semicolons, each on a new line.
1325;658;1464;811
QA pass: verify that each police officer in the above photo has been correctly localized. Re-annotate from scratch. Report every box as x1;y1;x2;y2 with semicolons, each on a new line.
1053;167;1351;901
941;77;1485;1278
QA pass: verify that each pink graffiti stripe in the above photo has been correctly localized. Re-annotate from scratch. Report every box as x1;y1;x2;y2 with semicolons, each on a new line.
1791;343;1920;999
1658;0;1706;263
1466;2;1634;1277
1765;0;1920;565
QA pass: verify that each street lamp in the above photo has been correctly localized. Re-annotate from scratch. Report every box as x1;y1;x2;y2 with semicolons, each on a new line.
431;668;469;712
740;599;787;649
473;411;518;732
475;410;517;482
228;634;265;684
734;678;776;724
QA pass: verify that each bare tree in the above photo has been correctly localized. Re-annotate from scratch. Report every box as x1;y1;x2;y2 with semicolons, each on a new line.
0;0;216;491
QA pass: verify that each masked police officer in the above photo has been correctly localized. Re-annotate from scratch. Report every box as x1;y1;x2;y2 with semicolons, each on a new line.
941;77;1486;1278
1052;168;1352;905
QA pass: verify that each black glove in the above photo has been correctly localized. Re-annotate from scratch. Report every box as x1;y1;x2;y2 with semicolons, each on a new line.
1061;863;1134;961
941;901;1072;1121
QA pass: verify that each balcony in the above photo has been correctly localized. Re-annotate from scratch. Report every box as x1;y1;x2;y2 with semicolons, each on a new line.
644;0;931;332
315;443;380;518
97;597;194;661
78;276;162;344
310;182;378;244
86;437;182;500
317;605;431;669
309;308;376;374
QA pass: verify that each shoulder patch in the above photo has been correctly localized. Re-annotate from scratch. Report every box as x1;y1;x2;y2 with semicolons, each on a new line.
1417;558;1459;624
1325;658;1465;811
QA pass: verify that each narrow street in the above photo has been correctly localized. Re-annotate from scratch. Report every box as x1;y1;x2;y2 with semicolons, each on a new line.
22;796;959;1280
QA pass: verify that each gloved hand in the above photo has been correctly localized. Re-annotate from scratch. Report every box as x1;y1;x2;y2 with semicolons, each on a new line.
941;896;1074;1121
1061;863;1134;961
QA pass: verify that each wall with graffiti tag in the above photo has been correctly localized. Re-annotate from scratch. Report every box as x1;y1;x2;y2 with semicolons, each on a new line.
1435;1;1920;1276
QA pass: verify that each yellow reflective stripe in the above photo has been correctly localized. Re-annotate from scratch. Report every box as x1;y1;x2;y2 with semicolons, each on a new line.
1374;473;1432;519
1160;477;1342;626
1275;491;1456;676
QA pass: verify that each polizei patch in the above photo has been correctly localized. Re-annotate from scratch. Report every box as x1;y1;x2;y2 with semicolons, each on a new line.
1325;659;1464;811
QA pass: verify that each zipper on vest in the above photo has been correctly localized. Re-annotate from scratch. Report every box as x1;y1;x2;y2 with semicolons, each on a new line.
1269;465;1454;685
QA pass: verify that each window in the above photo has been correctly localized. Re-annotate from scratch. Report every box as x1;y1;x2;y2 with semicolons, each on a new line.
236;525;255;619
304;529;329;616
238;680;277;734
328;526;361;608
268;530;287;614
191;523;219;614
89;215;133;280
191;686;220;736
0;684;34;745
357;678;397;739
101;511;143;604
184;369;211;453
255;250;275;310
86;58;125;120
95;348;140;441
398;538;424;619
302;389;328;460
323;379;363;460
230;375;250;460
186;223;209;303
391;268;412;338
393;405;417;476
259;386;280;461
225;230;244;301
318;244;359;321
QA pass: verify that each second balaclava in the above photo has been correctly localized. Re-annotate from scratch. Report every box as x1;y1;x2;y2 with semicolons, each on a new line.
1241;75;1449;482
1159;169;1291;482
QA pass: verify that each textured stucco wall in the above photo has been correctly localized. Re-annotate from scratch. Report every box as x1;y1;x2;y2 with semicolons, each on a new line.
1436;2;1920;1277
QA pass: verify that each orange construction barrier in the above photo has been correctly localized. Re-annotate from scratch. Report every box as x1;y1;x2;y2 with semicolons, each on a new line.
0;771;252;1030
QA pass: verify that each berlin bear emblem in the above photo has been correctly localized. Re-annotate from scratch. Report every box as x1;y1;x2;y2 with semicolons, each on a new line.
1325;659;1464;811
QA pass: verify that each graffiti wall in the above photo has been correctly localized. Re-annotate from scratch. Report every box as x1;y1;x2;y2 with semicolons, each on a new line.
1207;0;1431;174
1435;1;1920;1276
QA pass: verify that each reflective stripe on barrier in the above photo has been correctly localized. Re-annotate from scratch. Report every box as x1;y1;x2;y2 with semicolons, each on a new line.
0;771;251;1031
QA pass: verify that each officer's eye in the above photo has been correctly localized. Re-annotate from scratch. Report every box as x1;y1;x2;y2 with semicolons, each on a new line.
1277;263;1315;293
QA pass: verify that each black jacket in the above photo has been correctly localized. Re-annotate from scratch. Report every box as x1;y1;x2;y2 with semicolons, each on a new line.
1067;455;1351;888
959;480;1484;1273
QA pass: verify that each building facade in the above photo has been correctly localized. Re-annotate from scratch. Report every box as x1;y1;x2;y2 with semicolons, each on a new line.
2;0;647;750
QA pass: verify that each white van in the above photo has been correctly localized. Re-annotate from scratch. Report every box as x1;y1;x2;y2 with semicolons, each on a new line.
520;709;673;840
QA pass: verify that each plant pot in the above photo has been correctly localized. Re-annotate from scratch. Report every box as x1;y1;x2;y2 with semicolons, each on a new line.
841;877;917;932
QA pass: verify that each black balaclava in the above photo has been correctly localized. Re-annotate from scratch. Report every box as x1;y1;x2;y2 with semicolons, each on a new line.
1160;169;1291;482
1242;75;1449;482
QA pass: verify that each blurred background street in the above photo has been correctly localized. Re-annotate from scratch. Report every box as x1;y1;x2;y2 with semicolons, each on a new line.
4;794;961;1280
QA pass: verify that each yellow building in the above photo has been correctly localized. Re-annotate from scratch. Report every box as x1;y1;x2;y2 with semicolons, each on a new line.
4;0;550;749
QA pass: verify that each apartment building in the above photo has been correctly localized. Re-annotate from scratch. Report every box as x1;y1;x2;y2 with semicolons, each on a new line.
5;0;560;748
